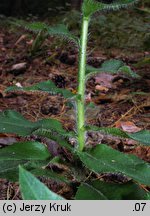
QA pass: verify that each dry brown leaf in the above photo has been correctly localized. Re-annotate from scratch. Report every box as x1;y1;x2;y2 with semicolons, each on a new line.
26;39;34;46
0;134;8;138
115;121;142;133
95;85;109;92
10;62;27;75
95;73;115;88
85;93;92;102
11;62;27;71
111;93;129;102
0;84;7;97
0;137;17;146
93;94;112;104
15;35;27;46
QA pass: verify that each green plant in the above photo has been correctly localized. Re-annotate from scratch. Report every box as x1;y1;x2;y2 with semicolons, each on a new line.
19;166;64;200
11;19;79;55
0;0;150;200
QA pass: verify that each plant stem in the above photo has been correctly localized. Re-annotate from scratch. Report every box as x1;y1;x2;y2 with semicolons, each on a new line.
77;17;89;152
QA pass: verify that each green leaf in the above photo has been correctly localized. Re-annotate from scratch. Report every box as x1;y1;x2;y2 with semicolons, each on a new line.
85;125;150;146
31;30;47;54
85;125;129;138
78;144;150;186
0;110;74;153
0;160;50;182
118;65;140;78
10;19;48;32
47;24;79;45
76;182;107;200
19;167;64;200
6;80;76;99
0;141;51;161
134;57;150;68
82;0;103;17
86;59;139;79
0;140;51;181
128;130;150;146
32;119;75;138
0;110;74;138
10;19;79;46
33;131;74;152
0;110;36;136
0;160;28;181
75;181;147;200
31;168;70;184
146;193;150;200
87;59;124;74
82;0;139;17
25;22;47;32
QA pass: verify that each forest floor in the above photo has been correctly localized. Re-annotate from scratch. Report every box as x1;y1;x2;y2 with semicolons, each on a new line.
0;19;150;199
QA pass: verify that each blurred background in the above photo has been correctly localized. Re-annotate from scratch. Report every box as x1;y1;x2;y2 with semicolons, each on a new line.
0;0;149;51
0;0;81;16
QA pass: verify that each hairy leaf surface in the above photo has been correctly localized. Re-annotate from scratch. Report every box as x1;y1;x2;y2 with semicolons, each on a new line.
31;168;70;184
0;159;50;182
86;126;150;146
33;131;74;152
6;80;75;99
11;19;78;45
128;130;150;146
75;181;148;200
0;160;28;181
19;167;64;200
78;144;150;185
82;0;139;17
47;24;79;45
0;141;51;161
86;59;140;79
0;110;74;138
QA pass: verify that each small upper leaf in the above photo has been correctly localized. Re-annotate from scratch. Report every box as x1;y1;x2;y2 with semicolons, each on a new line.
47;24;79;45
6;80;76;99
10;19;47;32
85;125;150;146
86;59;140;79
19;167;64;200
82;0;139;17
85;125;129;138
11;19;79;45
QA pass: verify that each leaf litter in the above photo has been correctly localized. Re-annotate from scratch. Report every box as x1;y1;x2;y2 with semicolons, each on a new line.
0;20;149;199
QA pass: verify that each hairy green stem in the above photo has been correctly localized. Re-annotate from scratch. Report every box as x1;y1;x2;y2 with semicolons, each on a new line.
77;17;89;151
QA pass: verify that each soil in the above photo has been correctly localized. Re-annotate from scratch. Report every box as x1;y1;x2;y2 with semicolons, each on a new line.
0;24;150;200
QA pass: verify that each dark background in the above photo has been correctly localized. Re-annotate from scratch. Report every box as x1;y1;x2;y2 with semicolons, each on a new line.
0;0;82;16
0;0;149;51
